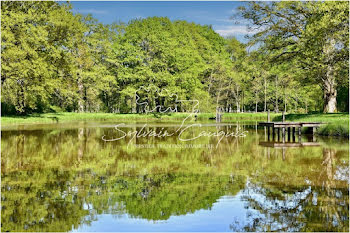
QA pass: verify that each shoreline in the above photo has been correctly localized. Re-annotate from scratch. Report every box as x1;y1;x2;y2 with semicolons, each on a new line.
1;112;280;125
1;112;348;137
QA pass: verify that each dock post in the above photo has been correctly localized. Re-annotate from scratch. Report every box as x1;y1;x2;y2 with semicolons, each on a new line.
298;127;302;142
292;127;296;142
287;127;291;141
216;107;221;122
282;127;286;143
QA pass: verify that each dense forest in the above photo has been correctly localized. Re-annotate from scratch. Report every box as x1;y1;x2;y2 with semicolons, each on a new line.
1;1;349;115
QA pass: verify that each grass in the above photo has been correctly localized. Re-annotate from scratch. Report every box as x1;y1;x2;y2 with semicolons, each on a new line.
274;113;349;137
1;112;151;125
1;112;281;125
1;112;348;137
223;112;281;120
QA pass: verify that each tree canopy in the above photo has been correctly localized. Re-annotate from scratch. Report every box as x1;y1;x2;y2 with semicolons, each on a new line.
1;1;348;114
235;1;349;112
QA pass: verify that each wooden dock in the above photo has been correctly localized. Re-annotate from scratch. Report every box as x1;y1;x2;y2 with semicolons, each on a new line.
259;121;324;142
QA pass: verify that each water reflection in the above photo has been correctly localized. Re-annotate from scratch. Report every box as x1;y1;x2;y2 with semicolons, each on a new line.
1;122;349;232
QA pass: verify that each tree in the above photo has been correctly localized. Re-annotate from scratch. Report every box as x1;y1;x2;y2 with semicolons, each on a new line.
225;37;247;112
71;16;116;112
235;1;349;112
110;17;234;113
1;1;83;114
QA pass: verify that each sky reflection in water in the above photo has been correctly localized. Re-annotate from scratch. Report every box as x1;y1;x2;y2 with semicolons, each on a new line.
1;121;349;232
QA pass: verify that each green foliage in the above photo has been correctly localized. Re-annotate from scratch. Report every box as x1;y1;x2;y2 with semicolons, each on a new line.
1;112;282;126
1;1;81;113
1;124;348;231
1;1;116;114
236;1;349;113
111;17;234;113
274;113;349;137
1;1;348;116
318;122;349;137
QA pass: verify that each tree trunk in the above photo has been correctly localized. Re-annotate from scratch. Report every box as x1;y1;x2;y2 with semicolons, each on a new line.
305;101;308;114
242;90;244;112
264;76;267;112
255;91;258;113
77;71;84;113
284;89;287;113
235;85;240;113
323;86;337;113
207;73;213;111
323;72;337;113
17;80;25;114
323;38;337;113
132;94;136;113
77;81;84;112
84;86;87;112
274;75;278;113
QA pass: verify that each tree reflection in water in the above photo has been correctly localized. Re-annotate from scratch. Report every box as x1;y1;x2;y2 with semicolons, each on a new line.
1;123;349;232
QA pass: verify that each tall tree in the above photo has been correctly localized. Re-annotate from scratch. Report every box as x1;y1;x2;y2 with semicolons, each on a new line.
225;37;247;112
235;1;349;112
1;1;84;114
111;17;233;113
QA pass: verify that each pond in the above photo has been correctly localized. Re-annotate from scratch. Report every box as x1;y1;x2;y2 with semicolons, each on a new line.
1;121;349;232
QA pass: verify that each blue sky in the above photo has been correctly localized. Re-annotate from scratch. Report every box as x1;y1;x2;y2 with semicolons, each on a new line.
71;1;251;42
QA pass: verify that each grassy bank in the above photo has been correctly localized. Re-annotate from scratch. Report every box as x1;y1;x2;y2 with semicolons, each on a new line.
274;113;349;137
1;112;280;125
1;112;348;137
1;112;147;124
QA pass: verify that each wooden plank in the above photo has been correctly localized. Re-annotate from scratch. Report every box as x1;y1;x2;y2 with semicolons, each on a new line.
259;142;302;148
273;124;302;128
259;122;323;127
301;142;321;146
259;122;275;126
259;141;320;148
301;122;323;127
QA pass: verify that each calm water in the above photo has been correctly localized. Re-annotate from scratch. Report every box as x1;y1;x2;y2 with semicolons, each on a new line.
1;121;349;232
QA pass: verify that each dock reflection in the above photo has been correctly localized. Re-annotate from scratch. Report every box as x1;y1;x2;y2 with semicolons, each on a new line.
259;141;320;148
259;128;321;160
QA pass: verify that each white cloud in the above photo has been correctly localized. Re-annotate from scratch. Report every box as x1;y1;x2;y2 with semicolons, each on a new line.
228;8;237;14
214;25;254;37
213;18;233;23
78;9;109;15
